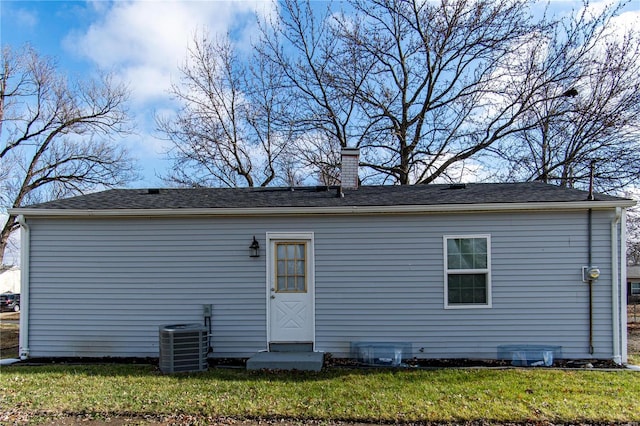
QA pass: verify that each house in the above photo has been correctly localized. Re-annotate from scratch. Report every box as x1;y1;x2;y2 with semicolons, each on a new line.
629;265;640;304
10;149;636;365
0;265;20;294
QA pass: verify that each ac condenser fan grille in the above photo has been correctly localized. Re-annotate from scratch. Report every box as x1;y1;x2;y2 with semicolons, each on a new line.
159;324;208;373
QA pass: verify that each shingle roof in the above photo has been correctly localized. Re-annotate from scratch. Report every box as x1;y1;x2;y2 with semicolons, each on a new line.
17;182;632;211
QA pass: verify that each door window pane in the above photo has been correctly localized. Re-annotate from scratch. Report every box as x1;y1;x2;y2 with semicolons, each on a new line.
275;242;306;292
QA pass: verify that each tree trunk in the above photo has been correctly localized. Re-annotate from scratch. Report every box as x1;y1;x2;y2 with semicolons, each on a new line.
0;215;17;266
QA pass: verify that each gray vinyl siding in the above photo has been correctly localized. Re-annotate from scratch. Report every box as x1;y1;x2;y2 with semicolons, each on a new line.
25;209;617;359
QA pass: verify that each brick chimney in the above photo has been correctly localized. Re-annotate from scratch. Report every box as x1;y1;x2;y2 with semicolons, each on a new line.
340;148;360;190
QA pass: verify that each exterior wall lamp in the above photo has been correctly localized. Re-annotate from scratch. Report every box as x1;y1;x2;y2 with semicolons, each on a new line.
250;236;260;258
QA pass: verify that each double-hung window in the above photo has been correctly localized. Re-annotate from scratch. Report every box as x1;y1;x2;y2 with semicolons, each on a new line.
632;282;640;296
444;235;491;308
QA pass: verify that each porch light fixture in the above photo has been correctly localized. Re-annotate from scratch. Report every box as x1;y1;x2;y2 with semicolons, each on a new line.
250;236;260;258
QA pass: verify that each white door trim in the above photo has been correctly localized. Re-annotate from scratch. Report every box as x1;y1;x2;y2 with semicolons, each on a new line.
265;232;315;348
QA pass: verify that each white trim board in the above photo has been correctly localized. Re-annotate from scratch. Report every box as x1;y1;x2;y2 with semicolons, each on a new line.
10;200;635;218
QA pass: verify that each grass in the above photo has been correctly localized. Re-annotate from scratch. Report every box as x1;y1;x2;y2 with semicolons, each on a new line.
2;313;639;424
1;364;639;424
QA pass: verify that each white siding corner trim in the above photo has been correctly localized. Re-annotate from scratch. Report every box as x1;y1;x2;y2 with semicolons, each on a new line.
614;207;626;364
17;215;30;359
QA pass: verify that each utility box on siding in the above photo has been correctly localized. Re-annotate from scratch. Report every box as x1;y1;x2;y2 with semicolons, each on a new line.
159;324;208;373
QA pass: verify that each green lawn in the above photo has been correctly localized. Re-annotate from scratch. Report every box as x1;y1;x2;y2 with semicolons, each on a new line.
1;365;639;424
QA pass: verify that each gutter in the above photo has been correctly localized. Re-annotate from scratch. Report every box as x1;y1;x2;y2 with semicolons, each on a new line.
17;215;30;360
9;200;636;219
614;208;627;364
588;208;594;354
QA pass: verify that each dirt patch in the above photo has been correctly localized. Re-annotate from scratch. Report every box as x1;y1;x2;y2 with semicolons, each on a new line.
628;323;640;355
627;305;640;356
0;325;19;359
0;414;422;426
0;312;19;359
0;311;20;321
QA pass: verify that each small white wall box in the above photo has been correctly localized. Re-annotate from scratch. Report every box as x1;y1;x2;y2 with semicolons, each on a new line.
350;342;412;366
582;266;601;282
203;304;212;317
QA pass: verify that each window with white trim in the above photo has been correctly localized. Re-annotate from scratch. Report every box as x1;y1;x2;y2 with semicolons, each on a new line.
444;235;491;308
631;282;640;296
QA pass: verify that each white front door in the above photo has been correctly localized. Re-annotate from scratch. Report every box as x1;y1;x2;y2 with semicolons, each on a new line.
267;233;315;345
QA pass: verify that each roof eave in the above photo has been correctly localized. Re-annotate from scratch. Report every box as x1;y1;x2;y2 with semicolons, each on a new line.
9;199;636;218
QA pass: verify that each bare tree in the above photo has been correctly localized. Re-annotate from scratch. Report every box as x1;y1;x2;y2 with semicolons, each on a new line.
258;0;638;187
337;0;552;184
261;0;554;184
256;0;376;183
158;32;299;187
629;223;640;266
494;3;640;192
628;200;640;266
165;0;637;190
0;45;137;264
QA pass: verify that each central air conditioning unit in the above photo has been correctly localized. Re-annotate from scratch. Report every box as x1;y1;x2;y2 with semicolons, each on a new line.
159;324;208;373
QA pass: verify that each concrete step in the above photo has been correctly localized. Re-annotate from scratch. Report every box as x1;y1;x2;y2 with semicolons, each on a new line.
246;351;324;372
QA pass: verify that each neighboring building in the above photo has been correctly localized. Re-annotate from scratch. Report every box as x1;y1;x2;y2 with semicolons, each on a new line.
0;265;20;294
628;265;640;304
10;149;636;364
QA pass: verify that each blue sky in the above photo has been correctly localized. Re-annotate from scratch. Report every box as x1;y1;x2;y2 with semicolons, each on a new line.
1;0;639;188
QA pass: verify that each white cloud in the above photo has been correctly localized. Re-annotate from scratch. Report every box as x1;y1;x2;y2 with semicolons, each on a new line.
120;65;173;106
65;0;274;106
59;1;276;186
10;7;38;30
608;7;640;37
580;0;640;36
